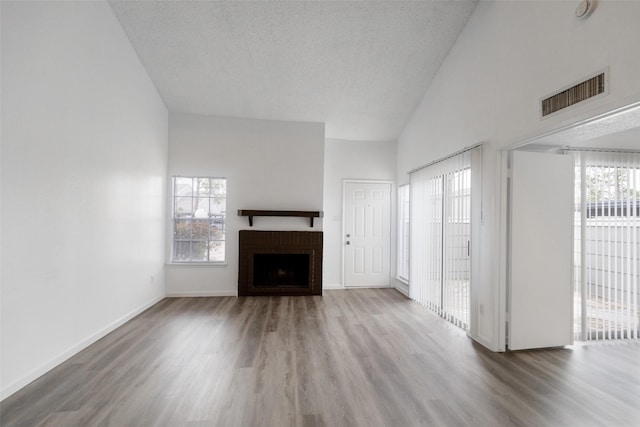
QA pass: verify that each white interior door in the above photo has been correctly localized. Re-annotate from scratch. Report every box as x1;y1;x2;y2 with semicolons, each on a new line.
509;151;574;350
344;181;391;287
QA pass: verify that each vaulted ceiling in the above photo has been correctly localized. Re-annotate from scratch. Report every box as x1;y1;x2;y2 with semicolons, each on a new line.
109;0;477;141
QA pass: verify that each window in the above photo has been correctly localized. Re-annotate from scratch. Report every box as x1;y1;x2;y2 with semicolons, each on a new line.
397;184;410;281
172;176;226;263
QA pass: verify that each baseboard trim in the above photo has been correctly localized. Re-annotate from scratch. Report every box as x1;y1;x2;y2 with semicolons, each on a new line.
322;283;344;290
166;290;237;297
393;281;409;297
0;295;165;401
343;285;392;289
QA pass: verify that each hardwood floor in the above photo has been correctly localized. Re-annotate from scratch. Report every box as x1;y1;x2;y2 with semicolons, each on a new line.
2;289;639;426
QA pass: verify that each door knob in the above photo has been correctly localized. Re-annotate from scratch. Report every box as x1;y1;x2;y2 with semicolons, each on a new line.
346;234;350;237
345;241;350;245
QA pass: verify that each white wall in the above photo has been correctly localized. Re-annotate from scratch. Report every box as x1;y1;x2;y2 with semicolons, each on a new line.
167;113;324;296
397;0;640;351
1;1;168;399
323;139;396;288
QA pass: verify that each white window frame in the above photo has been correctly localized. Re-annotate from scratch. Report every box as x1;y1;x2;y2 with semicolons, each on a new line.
397;184;410;282
171;176;227;264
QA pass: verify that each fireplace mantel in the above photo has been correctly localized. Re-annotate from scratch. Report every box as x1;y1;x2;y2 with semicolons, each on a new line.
237;210;323;227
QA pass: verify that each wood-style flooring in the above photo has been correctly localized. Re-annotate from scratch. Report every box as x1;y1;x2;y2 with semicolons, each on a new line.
2;289;639;426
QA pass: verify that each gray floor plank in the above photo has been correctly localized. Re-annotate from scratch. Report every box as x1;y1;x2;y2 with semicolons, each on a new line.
2;289;639;427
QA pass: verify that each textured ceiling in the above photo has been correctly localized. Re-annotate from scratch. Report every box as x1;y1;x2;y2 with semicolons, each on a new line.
109;0;476;141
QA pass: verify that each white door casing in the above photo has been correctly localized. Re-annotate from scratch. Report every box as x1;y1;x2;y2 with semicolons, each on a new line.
508;151;574;350
343;181;391;288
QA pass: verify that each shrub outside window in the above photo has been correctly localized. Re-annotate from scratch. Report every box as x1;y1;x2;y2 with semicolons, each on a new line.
172;176;226;263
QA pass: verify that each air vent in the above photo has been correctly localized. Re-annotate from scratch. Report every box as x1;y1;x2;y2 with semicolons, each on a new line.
542;72;606;117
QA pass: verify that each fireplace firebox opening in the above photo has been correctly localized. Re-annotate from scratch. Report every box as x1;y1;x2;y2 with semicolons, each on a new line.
253;253;310;288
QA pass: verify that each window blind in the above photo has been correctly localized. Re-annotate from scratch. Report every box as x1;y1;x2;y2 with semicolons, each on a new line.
568;149;640;340
409;145;481;329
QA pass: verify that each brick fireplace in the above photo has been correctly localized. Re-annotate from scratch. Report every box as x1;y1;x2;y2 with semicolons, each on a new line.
238;230;323;296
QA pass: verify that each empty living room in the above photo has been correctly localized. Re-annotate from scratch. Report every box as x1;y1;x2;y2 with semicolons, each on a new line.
1;1;639;426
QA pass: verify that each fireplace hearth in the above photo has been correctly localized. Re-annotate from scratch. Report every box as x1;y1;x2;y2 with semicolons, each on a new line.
238;230;322;296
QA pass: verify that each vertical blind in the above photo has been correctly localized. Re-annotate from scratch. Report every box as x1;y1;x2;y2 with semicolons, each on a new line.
409;145;481;329
568;149;640;341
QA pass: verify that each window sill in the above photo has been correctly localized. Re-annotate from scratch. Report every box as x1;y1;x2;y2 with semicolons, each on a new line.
166;262;228;268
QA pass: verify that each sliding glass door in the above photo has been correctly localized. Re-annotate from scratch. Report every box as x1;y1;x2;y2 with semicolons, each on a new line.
409;146;480;330
442;168;471;328
570;150;640;341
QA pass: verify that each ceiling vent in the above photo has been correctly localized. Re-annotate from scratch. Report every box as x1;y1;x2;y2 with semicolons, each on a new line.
541;72;606;117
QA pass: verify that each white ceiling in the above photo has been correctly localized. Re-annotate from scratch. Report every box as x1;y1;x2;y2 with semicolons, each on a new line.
109;0;477;141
